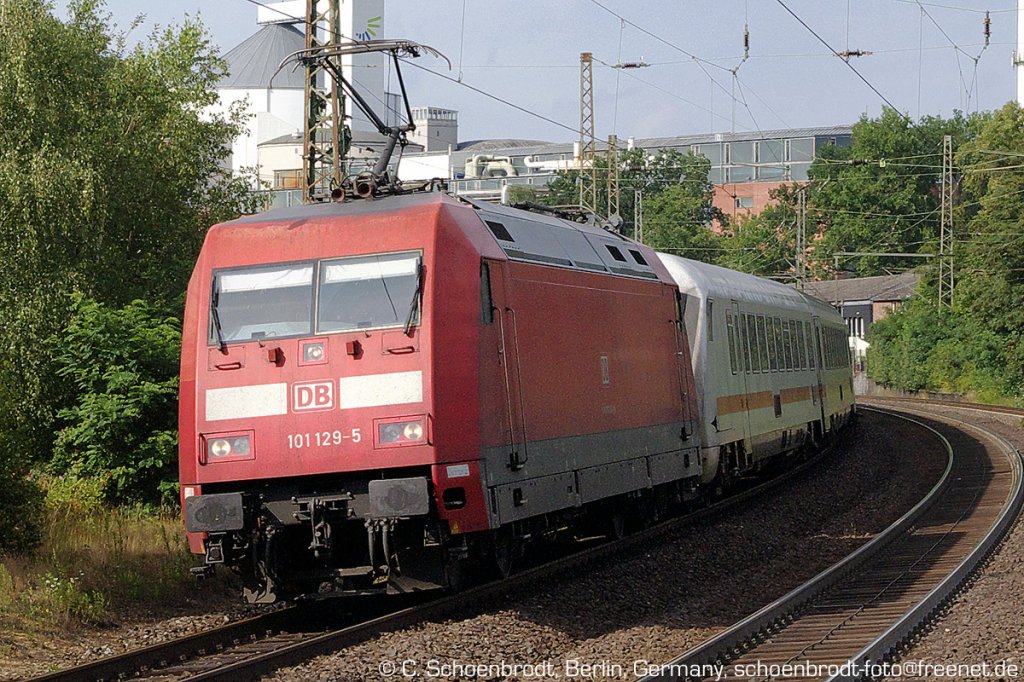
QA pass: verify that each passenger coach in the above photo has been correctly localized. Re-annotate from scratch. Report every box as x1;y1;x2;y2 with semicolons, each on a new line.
659;255;855;489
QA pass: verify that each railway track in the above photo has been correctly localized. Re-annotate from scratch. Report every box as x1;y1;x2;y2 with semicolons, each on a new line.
31;436;845;682
640;399;1024;682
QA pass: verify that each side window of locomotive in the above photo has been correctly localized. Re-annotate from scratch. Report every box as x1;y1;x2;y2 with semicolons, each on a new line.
318;252;421;333
211;263;314;343
726;311;738;374
706;300;714;341
745;314;759;373
480;261;494;325
605;245;628;263
628;249;648;266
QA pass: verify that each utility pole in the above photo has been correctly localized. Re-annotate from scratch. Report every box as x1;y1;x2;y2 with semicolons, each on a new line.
303;0;350;203
606;134;620;220
796;187;807;289
939;134;954;308
634;189;644;244
1016;0;1024;104
579;52;597;214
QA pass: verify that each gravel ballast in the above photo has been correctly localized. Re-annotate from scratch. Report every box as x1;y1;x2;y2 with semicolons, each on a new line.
270;409;946;681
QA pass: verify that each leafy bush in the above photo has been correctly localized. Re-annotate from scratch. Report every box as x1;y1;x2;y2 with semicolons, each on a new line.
38;571;107;625
48;295;181;505
0;459;44;554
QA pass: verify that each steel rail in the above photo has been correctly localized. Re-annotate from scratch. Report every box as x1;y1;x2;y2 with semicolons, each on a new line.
32;437;843;681
637;406;956;681
639;402;1022;682
826;401;1024;682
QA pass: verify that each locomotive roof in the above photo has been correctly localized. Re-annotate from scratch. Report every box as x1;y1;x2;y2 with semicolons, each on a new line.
222;192;450;225
658;253;843;323
221;193;668;283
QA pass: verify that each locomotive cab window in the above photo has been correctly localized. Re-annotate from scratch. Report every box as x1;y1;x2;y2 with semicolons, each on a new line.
318;252;422;333
210;264;314;343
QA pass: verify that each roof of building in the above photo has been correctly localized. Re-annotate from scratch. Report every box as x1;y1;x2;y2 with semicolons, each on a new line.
408;125;855;161
221;24;306;89
456;139;551;152
259;131;425;155
802;271;920;304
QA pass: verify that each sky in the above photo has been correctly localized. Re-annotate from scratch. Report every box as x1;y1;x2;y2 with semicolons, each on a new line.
52;0;1020;143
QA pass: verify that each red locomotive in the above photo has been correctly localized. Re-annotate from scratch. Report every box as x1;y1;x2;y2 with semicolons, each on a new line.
179;194;704;602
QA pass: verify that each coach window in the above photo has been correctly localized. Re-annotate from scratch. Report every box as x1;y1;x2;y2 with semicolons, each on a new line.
745;314;758;373
318;252;422;333
794;321;802;368
754;316;767;372
790;321;799;370
765;317;777;372
782;320;793;370
726;311;738;374
211;263;314;343
774;318;784;370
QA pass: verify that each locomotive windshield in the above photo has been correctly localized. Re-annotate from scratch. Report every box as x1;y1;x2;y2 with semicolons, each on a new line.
318;253;421;332
211;264;314;342
209;252;422;345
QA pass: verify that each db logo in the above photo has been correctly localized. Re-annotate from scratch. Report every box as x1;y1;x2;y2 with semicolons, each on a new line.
292;381;335;412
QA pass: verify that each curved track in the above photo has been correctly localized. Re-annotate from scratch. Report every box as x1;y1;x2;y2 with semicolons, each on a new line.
30;442;843;682
639;399;1023;682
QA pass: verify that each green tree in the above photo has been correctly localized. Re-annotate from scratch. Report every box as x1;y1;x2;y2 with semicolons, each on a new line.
542;147;721;256
719;184;804;278
0;0;260;517
50;295;181;504
808;108;982;276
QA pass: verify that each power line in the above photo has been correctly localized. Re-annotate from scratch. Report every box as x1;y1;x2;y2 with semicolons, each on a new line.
592;57;736;129
240;0;579;136
399;60;579;136
584;0;774;139
892;0;1014;15
774;0;907;120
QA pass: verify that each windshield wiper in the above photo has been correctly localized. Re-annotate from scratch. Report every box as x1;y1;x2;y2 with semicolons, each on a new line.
403;262;424;336
211;282;228;354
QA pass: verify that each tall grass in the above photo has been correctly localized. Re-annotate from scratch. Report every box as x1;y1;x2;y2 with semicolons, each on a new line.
0;476;233;630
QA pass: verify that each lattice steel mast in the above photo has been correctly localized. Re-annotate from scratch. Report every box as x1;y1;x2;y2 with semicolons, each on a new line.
579;52;597;214
303;0;350;203
939;134;954;308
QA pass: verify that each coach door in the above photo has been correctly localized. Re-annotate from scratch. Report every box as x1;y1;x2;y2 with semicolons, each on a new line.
486;260;529;471
811;317;827;428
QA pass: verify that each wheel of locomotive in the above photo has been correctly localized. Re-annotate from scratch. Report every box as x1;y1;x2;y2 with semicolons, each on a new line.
606;510;627;541
444;555;469;592
636;493;661;529
490;527;517;579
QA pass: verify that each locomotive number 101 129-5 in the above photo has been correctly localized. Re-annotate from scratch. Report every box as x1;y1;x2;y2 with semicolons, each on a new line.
287;429;362;449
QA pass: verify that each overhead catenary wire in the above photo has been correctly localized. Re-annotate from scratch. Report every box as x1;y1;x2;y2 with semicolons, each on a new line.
774;0;908;122
584;0;777;138
240;0;581;137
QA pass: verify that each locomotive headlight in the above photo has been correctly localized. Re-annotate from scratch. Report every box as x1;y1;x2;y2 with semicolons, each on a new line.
231;436;251;455
201;432;254;464
303;342;325;362
402;422;424;441
377;418;427;447
380;423;404;444
209;438;232;458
